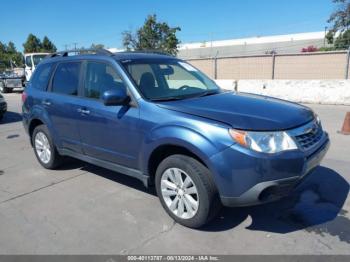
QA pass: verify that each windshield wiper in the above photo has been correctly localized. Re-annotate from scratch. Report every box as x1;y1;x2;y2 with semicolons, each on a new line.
195;90;220;98
151;96;184;102
151;90;220;102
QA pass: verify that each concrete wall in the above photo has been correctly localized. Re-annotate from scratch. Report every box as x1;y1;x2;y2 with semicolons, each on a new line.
215;79;350;105
217;56;273;79
188;59;215;78
274;53;347;79
187;51;350;80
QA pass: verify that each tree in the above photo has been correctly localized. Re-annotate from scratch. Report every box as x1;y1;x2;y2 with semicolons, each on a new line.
41;36;57;52
334;29;350;48
122;14;181;55
23;34;57;53
326;0;350;49
6;42;23;67
23;34;42;53
90;43;105;50
328;0;350;33
0;41;23;69
6;42;17;53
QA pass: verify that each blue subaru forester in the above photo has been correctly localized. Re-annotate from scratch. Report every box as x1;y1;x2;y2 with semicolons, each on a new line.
22;49;330;228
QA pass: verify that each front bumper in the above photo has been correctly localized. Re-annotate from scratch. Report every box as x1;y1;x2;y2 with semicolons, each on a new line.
209;132;330;207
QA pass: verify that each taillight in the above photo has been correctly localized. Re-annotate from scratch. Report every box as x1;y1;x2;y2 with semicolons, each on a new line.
21;91;27;103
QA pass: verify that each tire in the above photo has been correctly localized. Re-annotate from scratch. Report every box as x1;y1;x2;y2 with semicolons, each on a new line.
32;125;62;169
155;154;221;228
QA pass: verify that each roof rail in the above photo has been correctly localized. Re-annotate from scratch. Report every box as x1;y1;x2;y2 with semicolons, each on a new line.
119;50;174;56
48;48;114;58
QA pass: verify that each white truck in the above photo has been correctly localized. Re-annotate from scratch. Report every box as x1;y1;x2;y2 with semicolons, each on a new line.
24;53;50;81
0;60;25;93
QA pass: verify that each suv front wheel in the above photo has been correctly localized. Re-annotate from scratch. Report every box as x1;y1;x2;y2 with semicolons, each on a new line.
155;154;221;228
32;125;62;169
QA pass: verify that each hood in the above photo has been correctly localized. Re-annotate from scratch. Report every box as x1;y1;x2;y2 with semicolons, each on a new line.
156;91;314;131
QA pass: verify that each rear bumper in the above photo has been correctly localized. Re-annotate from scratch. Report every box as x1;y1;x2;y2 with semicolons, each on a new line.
210;133;330;207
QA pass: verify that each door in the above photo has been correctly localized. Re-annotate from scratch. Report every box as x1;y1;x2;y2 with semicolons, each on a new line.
25;56;33;81
46;61;84;153
77;61;141;168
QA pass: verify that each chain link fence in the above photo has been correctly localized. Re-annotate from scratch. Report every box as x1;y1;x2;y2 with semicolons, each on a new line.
186;50;350;80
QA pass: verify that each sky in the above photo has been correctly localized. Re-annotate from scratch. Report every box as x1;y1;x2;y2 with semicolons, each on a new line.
0;0;335;52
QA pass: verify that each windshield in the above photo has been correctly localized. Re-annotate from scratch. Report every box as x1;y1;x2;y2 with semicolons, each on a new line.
33;55;47;66
122;60;220;101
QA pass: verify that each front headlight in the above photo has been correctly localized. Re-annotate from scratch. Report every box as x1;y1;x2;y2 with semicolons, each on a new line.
229;129;298;153
314;113;321;125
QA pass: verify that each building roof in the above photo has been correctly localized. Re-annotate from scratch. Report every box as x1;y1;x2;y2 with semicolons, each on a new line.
178;32;325;50
177;31;330;59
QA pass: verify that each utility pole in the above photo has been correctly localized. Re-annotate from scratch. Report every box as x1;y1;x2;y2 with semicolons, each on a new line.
271;50;277;80
73;42;78;54
345;45;350;79
214;51;219;80
210;32;214;59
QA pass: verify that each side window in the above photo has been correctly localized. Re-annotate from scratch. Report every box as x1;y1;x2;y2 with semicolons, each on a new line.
25;56;32;68
84;61;125;99
52;62;81;96
30;63;53;91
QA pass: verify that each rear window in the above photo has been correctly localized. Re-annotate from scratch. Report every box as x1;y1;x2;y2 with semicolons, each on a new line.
52;62;81;96
31;63;53;91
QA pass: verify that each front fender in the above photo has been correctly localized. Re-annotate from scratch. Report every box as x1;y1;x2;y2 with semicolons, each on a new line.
139;124;232;176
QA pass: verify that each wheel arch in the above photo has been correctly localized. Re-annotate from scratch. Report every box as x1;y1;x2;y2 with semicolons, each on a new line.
29;118;44;139
147;144;210;184
140;125;222;184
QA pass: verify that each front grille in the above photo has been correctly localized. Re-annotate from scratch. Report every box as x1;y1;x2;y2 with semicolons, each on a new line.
294;122;323;150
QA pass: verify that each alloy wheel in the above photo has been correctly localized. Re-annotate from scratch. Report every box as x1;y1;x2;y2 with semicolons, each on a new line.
160;168;199;219
34;131;52;164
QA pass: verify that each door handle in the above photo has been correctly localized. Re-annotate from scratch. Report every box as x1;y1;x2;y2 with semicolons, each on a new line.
77;108;90;115
42;100;51;106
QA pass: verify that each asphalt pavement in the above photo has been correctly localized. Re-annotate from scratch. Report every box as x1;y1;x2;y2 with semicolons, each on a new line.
0;92;349;254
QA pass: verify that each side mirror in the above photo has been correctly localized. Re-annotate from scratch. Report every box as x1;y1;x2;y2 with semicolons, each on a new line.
102;88;128;106
160;65;174;75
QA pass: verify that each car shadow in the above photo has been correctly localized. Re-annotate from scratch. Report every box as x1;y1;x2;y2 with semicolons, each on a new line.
0;111;22;124
57;161;349;242
57;159;154;194
202;166;350;243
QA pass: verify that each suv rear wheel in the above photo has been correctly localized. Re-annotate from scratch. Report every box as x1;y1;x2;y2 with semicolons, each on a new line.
155;154;221;228
32;125;62;169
